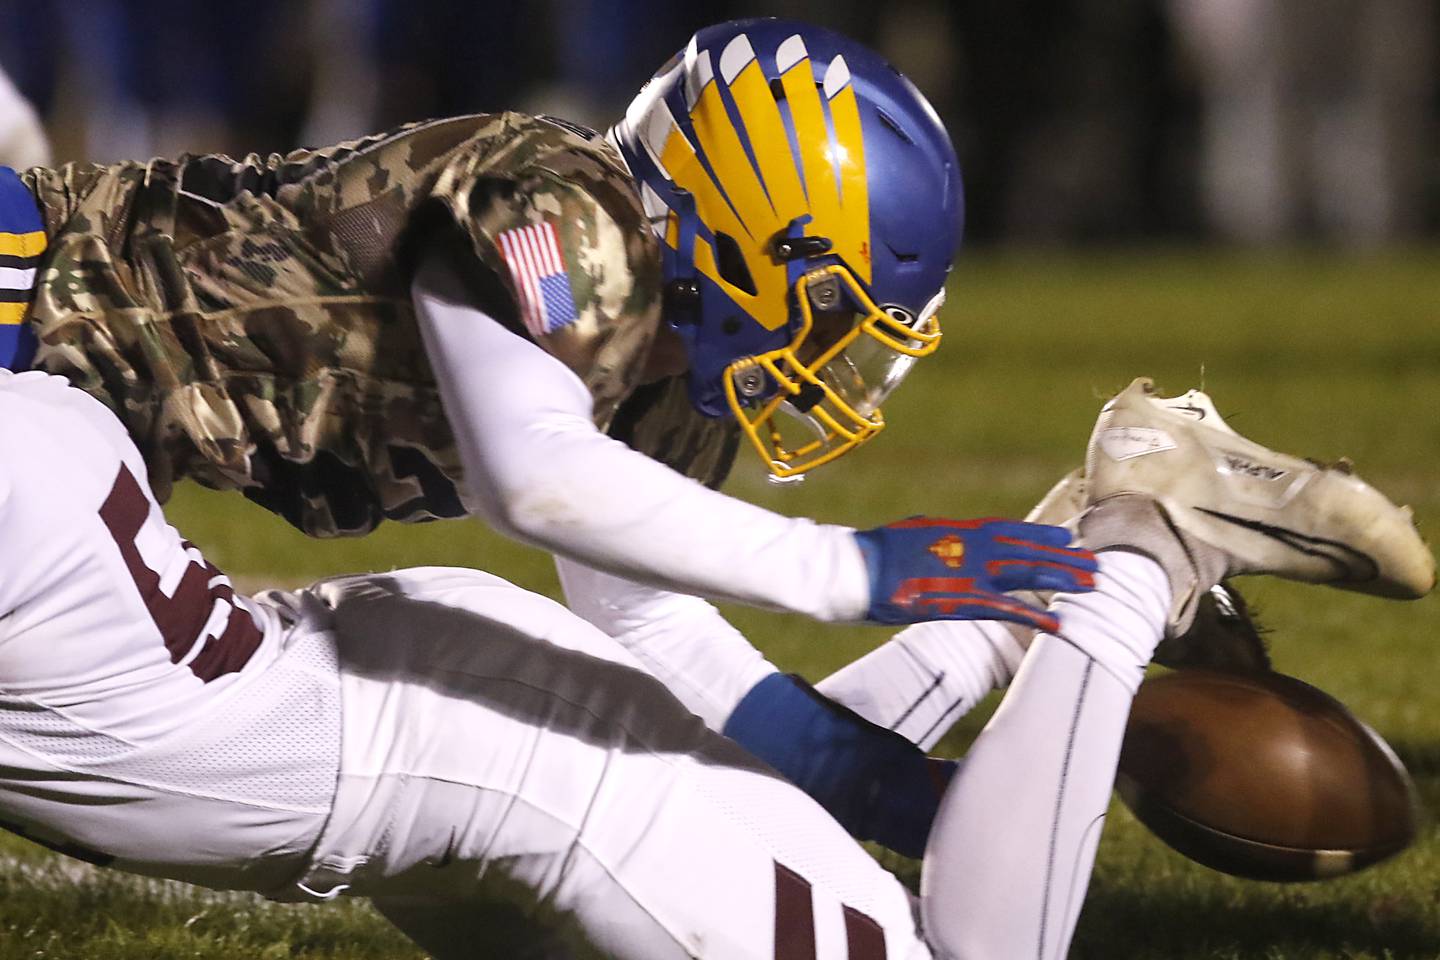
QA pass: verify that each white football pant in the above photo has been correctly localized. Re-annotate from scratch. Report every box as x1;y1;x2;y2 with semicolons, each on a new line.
277;569;928;958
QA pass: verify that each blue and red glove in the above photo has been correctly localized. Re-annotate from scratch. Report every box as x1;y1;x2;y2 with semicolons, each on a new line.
854;517;1098;631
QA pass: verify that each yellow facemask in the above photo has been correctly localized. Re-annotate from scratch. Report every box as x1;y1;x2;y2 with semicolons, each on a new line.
723;264;943;478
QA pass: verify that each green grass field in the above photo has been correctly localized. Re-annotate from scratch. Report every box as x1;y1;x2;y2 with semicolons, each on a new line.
1;250;1436;958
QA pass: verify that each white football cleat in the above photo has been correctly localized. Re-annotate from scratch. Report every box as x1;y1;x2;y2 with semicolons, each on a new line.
1028;465;1272;666
1083;378;1435;628
1024;467;1087;528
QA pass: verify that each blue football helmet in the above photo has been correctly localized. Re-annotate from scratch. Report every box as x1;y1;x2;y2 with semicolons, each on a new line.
609;18;963;478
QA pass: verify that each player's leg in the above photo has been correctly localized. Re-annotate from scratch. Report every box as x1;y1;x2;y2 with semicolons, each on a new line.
282;569;933;960
921;534;1168;959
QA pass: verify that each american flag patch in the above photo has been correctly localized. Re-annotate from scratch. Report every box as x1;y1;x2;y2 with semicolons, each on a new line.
497;221;579;338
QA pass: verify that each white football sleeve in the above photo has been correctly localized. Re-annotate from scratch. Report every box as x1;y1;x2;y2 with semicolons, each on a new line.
411;252;871;623
553;556;777;730
815;619;1028;750
559;549;1032;745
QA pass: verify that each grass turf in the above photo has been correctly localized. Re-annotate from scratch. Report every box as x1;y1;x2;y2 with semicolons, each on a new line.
1;249;1436;958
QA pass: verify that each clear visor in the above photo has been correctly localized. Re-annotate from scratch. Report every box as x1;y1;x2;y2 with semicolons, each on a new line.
790;286;943;417
805;322;921;418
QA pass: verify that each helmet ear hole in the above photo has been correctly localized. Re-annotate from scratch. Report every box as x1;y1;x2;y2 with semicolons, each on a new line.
714;232;757;296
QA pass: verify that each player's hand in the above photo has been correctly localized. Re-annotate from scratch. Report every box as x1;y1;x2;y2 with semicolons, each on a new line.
853;517;1098;631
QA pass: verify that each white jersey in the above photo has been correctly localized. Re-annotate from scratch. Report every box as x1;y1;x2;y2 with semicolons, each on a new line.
0;370;286;740
0;370;334;889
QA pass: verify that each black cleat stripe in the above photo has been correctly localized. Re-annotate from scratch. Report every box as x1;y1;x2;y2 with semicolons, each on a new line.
1193;507;1380;582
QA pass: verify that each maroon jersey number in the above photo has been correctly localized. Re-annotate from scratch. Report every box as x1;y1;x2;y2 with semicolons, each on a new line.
99;464;263;682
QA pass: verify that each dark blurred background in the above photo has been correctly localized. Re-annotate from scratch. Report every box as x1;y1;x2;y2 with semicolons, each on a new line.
0;0;1435;246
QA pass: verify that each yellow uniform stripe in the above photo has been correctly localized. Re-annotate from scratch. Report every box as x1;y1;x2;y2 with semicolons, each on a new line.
0;230;45;259
0;301;27;325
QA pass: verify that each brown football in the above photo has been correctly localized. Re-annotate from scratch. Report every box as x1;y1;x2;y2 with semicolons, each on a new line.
1116;669;1419;881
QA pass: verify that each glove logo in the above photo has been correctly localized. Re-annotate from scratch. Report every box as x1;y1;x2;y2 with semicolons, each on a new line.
927;534;968;569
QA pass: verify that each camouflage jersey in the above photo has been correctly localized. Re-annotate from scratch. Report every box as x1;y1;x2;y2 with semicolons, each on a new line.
21;114;739;537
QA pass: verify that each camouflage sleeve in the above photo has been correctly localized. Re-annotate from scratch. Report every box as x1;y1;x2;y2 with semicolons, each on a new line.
605;374;741;489
429;119;663;430
426;116;741;486
24;161;148;241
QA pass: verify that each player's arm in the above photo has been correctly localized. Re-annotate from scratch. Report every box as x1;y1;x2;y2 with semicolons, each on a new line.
416;134;1094;626
558;547;1024;738
414;250;1095;626
413;249;870;621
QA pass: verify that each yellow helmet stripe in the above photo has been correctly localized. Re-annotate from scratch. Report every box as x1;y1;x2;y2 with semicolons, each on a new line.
688;68;777;241
657;125;788;331
661;39;799;331
821;58;872;284
634;81;756;256
658;127;749;248
778;53;842;238
724;52;808;229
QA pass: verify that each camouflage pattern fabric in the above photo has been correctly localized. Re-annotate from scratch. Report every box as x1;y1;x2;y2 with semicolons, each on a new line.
22;114;738;537
608;374;739;490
